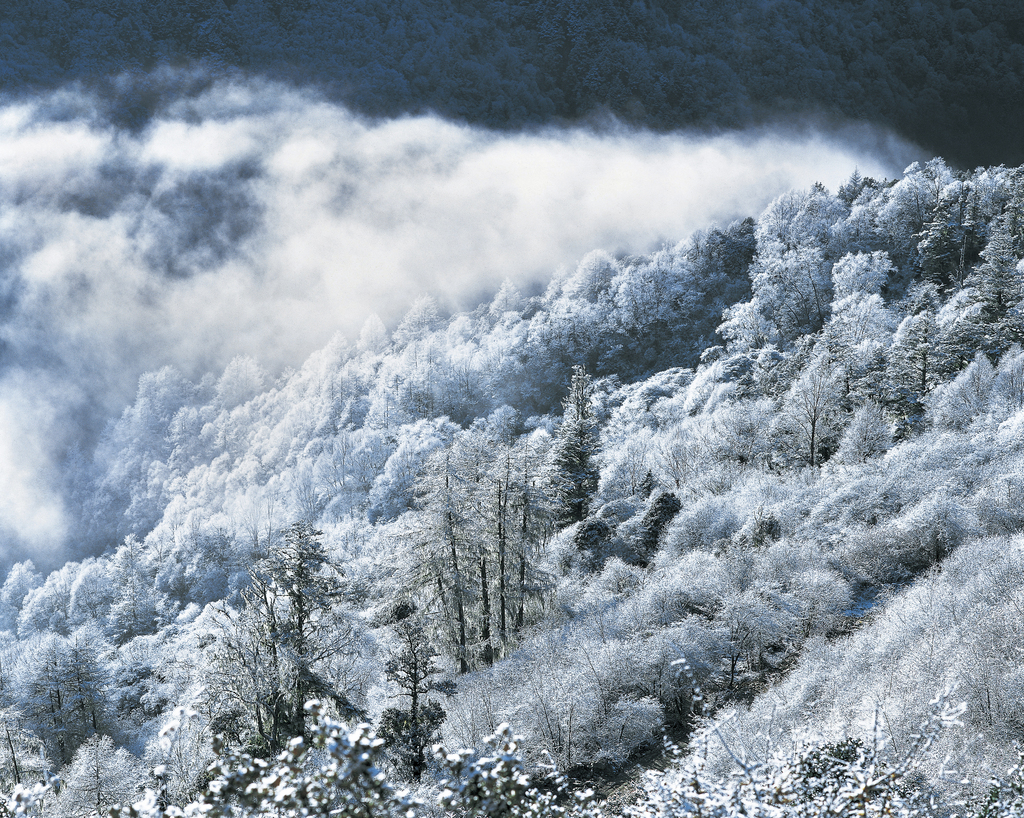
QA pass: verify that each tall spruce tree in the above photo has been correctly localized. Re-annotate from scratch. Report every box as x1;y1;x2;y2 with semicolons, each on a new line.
886;285;943;434
952;214;1024;362
549;365;600;527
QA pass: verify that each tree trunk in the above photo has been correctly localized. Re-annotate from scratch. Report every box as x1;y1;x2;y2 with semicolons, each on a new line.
447;522;469;674
497;478;508;646
479;556;492;667
515;552;527;633
809;417;817;468
6;725;20;785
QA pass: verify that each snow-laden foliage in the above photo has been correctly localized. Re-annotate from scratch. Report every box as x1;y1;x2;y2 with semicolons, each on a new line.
5;159;1024;813
4;698;1007;818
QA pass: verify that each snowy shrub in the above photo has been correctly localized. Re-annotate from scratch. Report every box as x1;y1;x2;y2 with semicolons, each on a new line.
790;567;853;637
841;491;982;585
731;506;783;550
643;553;730;625
654;424;710;491
658;619;732;710
993;344;1024;413
719;587;801;683
970;461;1024;535
834;401;892;464
596;431;656;502
633;693;967;818
8;699;982;818
663;496;742;555
709;399;777;468
593;557;647;598
588;695;662;766
618;490;682;565
890;492;982;573
682;360;733;415
594;498;641;528
927;352;996;430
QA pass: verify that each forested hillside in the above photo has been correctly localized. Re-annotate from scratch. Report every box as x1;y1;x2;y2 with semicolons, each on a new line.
2;155;1024;814
2;0;1023;167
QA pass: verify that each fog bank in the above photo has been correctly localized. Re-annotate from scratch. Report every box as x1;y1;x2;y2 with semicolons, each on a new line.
0;77;921;560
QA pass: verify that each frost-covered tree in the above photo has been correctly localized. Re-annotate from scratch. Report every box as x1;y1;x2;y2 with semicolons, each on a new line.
927;352;996;430
548;365;599;526
0;562;42;633
208;522;359;754
107;536;157;645
946;213;1024;364
17;564;75;638
830;251;894;301
633;490;682;565
378;617;453;782
68;558;116;630
412;444;473;673
916;176;984;292
16;626;111;768
886;284;943;431
775;353;843;467
55;733;144;818
357;313;390;355
0;703;47;792
993;344;1024;412
214;355;266;412
392;296;442;348
489;278;523;319
835;401;892;464
749;246;833;344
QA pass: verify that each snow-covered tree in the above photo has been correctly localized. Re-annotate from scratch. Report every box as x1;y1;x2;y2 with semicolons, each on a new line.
207;522;360;754
548;365;600;526
378;617;453;781
775;353;843;467
54;734;144;818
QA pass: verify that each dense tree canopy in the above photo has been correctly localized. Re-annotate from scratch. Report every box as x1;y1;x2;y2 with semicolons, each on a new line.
1;0;1023;167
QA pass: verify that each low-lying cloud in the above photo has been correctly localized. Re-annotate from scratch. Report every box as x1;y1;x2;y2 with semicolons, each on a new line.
0;76;922;562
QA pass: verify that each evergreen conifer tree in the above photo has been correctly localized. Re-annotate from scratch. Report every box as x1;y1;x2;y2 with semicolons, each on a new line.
209;522;357;754
378;618;453;782
951;213;1024;362
549;365;599;526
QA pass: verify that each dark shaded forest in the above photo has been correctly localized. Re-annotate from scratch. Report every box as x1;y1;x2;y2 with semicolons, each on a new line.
1;0;1023;168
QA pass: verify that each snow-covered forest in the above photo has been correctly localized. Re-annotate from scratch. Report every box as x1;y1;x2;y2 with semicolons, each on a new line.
3;1;1024;815
1;148;1024;815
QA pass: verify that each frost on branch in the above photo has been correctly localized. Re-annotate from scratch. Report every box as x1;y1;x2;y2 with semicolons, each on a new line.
629;692;968;818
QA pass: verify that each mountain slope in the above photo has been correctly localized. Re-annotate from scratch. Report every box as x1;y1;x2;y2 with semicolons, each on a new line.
2;157;1024;809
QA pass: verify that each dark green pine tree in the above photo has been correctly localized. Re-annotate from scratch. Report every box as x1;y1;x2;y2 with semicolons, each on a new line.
378;618;453;782
885;285;943;436
549;365;599;527
916;179;984;292
950;213;1024;363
